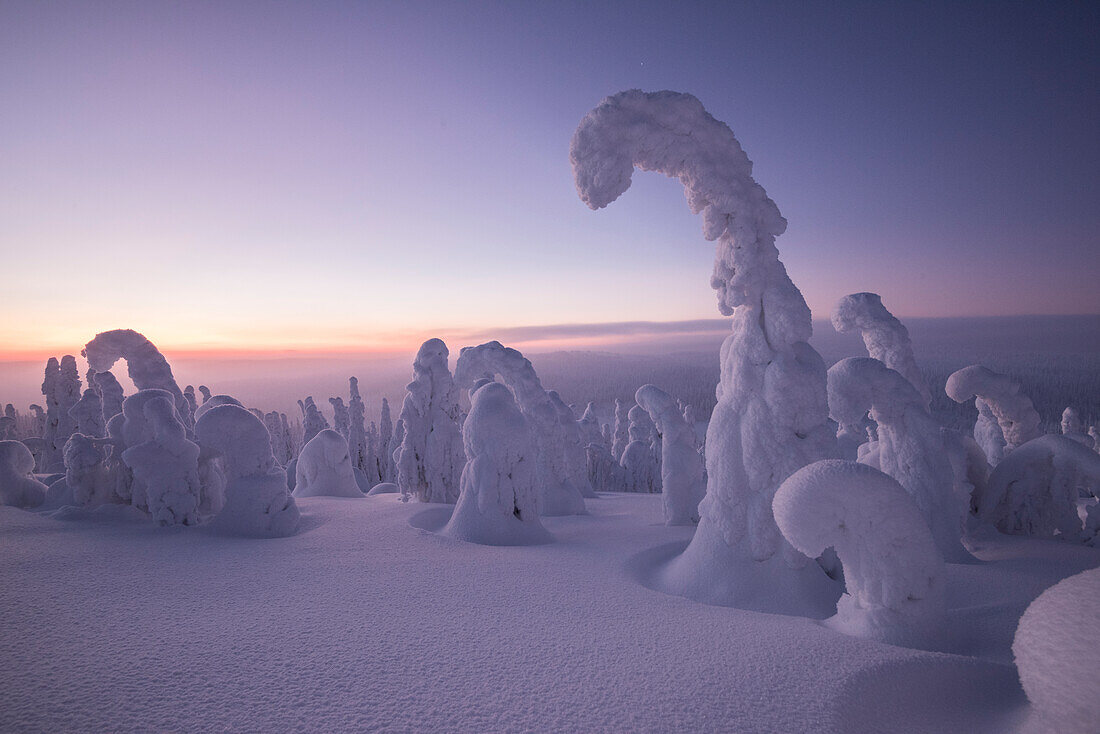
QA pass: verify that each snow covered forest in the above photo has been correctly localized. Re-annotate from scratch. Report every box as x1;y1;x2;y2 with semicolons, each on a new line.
2;88;1098;733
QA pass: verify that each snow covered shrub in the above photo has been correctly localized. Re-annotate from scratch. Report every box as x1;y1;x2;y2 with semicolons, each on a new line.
193;403;300;538
1012;567;1100;734
454;341;586;516
396;339;464;504
979;434;1100;541
773;460;946;646
444;381;551;545
293;429;363;498
573;90;836;613
82;329;191;428
946;365;1041;456
121;396;202;526
0;440;47;508
636;385;704;525
828;357;970;562
832;292;931;407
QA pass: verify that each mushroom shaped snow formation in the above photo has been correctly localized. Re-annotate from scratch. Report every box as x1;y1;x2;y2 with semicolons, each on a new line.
636;385;705;525
69;388;105;438
395;339;464;504
1012;567;1100;734
611;399;630;462
42;355;81;471
92;370;125;427
774;460;947;646
454;341;586;516
828;357;971;562
0;440;47;508
946;365;1041;456
831;293;931;407
63;433;115;506
573;90;836;612
1060;407;1094;449
193;403;300;537
121;396;202;526
979;434;1100;541
192;394;243;423
82;329;191;428
549;390;595;498
293;429;363;498
298;396;329;447
444;382;552;546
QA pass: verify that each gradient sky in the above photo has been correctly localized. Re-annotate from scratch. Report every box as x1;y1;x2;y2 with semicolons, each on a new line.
2;0;1097;356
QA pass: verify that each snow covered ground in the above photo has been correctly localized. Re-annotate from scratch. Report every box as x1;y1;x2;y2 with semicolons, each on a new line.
2;492;1095;733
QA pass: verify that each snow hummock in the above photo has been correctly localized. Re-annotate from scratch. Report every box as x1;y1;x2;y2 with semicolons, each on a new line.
636;384;703;525
1012;567;1100;734
0;440;47;508
443;381;551;546
573;89;836;614
293;429;363;499
774;460;946;647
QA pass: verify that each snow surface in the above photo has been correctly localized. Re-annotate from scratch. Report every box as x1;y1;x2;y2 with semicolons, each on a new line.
2;493;1095;732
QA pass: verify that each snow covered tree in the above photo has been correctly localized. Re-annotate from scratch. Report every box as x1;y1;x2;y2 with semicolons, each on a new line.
636;385;704;525
444;381;551;545
42;355;81;471
946;365;1041;456
1060;407;1094;449
92;371;125;428
773;460;946;646
198;385;211;404
82;329;191;428
549;390;595;498
378;397;394;483
346;377;369;473
62;433;115;507
620;404;660;494
121;395;202;526
69;388;104;438
611;399;630;462
572;90;836;613
328;396;350;439
298;396;329;447
454;341;586;515
828;357;970;562
28;404;46;438
0;440;47;508
294;429;363;498
578;402;603;448
396;339;464;504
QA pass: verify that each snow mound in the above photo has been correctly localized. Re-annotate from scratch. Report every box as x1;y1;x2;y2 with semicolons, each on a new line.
444;382;551;546
294;429;363;498
0;440;47;508
774;460;946;647
367;482;398;496
1012;567;1100;734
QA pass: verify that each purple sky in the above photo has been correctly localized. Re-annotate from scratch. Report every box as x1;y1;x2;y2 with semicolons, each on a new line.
2;1;1097;355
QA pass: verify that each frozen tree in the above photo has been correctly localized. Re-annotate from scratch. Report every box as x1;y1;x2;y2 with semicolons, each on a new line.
1012;567;1100;734
63;433;115;506
92;371;125;428
28;404;46;438
578;402;603;448
82;329;191;428
636;385;704;525
611;399;630;462
549;391;595;498
378;397;394;482
389;418;405;473
294;429;363;498
183;385;199;418
978;435;1100;541
444;382;551;545
774;460;946;645
973;398;1008;466
193;394;244;423
572;90;839;613
328;397;350;439
828;357;970;562
0;440;47;508
194;403;300;537
69;388;104;438
0;417;13;441
454;341;586;515
42;356;81;471
299;397;328;447
1060;407;1094;449
121;396;202;526
946;366;1041;454
198;385;211;404
346;377;369;473
586;443;623;493
832;293;931;407
263;412;290;466
620;404;660;494
396;339;464;504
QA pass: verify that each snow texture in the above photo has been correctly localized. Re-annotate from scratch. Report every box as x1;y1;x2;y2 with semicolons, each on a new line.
444;381;551;545
828;357;970;562
946;366;1041;454
1012;567;1100;734
193;403;300;538
832;293;932;407
82;330;191;428
120;396;201;526
574;89;836;613
774;460;947;647
636;384;704;525
293;429;363;499
396;339;464;504
454;341;586;516
0;440;47;508
980;434;1100;540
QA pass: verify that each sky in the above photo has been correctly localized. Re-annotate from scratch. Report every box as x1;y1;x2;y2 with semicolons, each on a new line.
1;0;1098;358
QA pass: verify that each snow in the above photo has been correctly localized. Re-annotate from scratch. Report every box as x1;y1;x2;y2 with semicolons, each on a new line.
3;491;1093;732
774;460;946;648
82;329;191;428
293;429;363;499
636;384;704;525
946;366;1042;454
121;395;202;527
443;381;551;546
1012;566;1100;734
0;440;47;508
